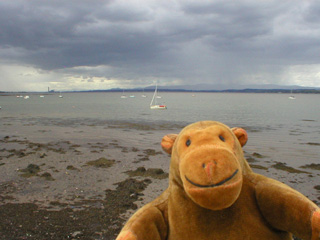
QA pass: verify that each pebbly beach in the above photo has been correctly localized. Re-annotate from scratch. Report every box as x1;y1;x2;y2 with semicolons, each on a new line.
0;116;177;239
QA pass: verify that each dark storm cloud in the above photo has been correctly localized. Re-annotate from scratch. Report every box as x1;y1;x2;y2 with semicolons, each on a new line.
0;0;320;87
0;0;163;69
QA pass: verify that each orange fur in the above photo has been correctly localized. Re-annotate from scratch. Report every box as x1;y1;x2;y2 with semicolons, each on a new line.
116;121;320;240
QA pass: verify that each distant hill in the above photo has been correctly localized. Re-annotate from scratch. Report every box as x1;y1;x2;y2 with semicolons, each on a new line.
107;83;320;93
145;83;320;91
2;84;319;94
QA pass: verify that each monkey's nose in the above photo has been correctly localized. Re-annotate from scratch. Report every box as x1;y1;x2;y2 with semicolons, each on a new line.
202;161;217;181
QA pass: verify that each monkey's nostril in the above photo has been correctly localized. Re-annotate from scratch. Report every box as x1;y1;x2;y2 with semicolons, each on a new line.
202;163;206;168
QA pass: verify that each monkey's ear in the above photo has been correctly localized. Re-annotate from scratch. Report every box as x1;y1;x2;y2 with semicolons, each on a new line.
231;127;248;147
161;134;178;155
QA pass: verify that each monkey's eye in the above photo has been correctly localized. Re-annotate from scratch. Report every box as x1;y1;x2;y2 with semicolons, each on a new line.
219;135;225;142
186;139;191;147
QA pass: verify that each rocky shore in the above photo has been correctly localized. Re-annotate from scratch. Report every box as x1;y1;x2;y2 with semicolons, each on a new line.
0;118;319;239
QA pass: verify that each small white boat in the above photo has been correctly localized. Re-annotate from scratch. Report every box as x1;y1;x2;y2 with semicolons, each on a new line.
129;95;135;98
59;92;63;98
24;96;30;99
40;95;44;98
289;89;295;99
150;104;167;109
141;89;147;97
121;90;127;98
150;83;167;110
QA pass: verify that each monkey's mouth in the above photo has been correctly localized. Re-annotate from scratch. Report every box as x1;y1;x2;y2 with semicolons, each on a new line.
185;169;238;188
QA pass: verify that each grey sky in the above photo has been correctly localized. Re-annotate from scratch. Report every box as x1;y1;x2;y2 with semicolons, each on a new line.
1;0;320;91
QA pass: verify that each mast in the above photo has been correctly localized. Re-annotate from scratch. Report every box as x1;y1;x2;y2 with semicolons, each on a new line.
150;83;158;106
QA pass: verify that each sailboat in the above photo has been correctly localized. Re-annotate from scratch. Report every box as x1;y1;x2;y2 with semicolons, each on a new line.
150;83;167;109
141;88;147;98
289;89;295;99
121;90;127;98
59;92;63;98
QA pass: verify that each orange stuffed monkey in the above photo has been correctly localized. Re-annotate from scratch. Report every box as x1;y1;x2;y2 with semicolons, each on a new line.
117;121;320;240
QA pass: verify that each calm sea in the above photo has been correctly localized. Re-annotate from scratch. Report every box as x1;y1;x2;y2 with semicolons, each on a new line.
0;92;319;167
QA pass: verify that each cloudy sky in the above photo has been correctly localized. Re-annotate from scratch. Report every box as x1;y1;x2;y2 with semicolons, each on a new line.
1;0;320;91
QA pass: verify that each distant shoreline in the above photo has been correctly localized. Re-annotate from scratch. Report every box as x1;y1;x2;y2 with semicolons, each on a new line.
1;88;320;94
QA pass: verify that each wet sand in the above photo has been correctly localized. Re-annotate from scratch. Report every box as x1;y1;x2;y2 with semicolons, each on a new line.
0;117;319;239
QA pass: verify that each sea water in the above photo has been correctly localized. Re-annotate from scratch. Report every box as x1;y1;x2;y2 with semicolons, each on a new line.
0;92;319;166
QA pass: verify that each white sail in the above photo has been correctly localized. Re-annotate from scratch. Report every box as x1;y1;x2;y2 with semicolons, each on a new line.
150;83;167;109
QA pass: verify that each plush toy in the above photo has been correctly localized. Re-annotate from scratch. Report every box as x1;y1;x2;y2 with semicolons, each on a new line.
116;121;320;240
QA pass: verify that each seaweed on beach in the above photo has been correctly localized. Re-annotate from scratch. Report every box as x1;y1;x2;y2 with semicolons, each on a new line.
305;142;320;146
244;151;268;163
85;157;115;168
40;172;55;181
125;167;168;179
66;165;79;171
19;164;54;181
300;163;320;171
0;178;152;239
143;149;163;156
252;152;266;158
19;164;41;178
249;164;268;170
0;137;82;158
271;162;310;174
